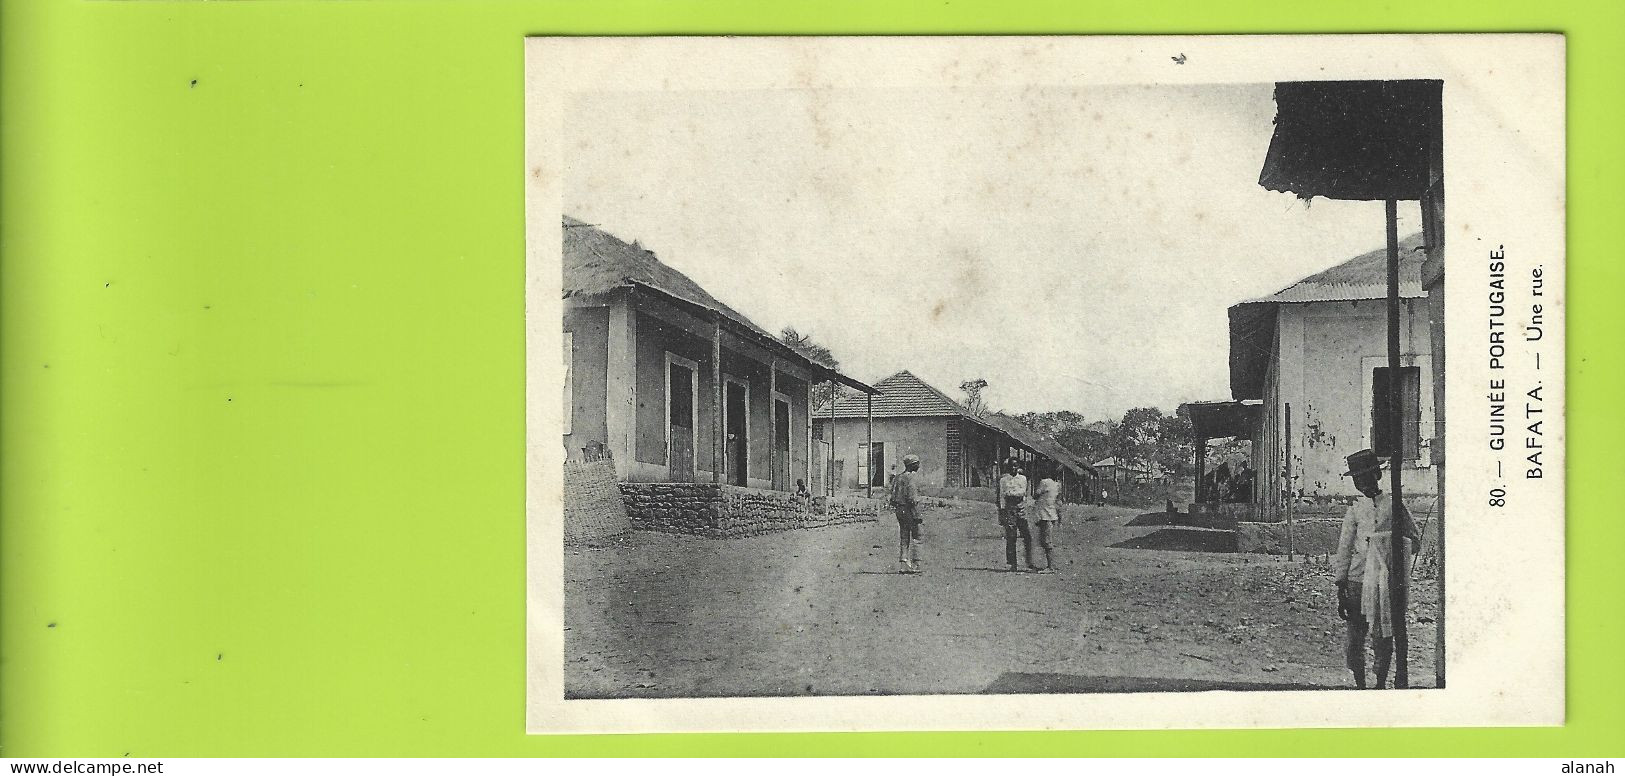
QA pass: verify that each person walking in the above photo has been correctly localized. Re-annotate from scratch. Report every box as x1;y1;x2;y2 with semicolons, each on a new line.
997;459;1036;572
889;454;924;574
1031;462;1062;573
1331;449;1421;689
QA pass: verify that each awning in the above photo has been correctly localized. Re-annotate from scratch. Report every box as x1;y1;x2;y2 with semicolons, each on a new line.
1227;302;1278;401
1259;80;1443;202
633;283;879;395
1183;400;1262;441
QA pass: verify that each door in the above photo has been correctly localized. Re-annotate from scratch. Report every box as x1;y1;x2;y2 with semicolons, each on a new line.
869;441;886;487
667;361;696;481
725;379;748;486
773;397;792;491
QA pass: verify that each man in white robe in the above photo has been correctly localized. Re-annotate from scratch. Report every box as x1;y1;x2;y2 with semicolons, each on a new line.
1331;448;1421;689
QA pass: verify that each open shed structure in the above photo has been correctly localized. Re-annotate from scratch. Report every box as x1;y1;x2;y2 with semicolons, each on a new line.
1184;400;1262;505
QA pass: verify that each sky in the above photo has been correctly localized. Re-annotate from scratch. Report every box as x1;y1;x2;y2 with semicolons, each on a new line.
563;84;1421;423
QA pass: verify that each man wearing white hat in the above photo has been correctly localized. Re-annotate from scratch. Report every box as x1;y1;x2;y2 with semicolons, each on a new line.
1331;448;1421;689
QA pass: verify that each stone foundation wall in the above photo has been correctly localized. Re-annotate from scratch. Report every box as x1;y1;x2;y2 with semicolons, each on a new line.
1235;516;1343;555
1236;495;1443;563
619;483;879;537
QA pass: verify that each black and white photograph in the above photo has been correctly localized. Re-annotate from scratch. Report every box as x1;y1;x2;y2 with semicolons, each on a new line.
527;35;1564;733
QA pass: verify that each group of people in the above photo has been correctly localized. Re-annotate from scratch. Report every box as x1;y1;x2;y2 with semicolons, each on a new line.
1202;459;1256;504
888;446;1421;690
886;455;1063;575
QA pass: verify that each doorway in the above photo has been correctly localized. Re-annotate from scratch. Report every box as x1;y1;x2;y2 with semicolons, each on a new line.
666;356;697;481
725;378;749;486
869;441;886;487
772;396;792;491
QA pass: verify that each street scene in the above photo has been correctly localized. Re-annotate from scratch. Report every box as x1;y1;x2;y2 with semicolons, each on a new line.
565;499;1440;698
555;76;1448;700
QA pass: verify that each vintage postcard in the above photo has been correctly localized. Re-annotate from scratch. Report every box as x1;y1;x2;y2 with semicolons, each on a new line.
526;35;1565;733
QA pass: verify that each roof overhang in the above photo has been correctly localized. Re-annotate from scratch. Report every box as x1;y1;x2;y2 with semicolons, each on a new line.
1227;302;1278;401
629;282;878;395
1184;400;1263;441
1259;80;1443;202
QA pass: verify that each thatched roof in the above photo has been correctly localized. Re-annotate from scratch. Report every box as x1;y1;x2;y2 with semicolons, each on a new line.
564;215;776;341
563;216;876;393
984;412;1097;477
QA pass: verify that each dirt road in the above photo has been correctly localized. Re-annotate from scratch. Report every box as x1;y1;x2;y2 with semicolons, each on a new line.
564;499;1439;698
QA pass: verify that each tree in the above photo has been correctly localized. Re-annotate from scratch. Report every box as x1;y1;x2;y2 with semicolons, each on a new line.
1058;427;1112;466
1111;407;1165;473
1011;410;1110;467
780;326;846;409
1014;410;1086;438
959;378;990;417
1154;409;1195;477
779;326;839;370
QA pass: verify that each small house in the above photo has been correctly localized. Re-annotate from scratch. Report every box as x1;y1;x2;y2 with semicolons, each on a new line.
1225;232;1437;514
562;216;875;491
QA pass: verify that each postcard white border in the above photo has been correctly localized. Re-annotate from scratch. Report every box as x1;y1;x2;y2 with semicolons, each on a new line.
526;34;1565;733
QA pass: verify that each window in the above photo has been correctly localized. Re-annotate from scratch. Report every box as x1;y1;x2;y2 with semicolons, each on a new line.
1371;366;1421;461
562;331;573;436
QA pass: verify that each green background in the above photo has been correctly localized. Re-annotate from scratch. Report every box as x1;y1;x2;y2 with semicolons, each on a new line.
1;0;1618;757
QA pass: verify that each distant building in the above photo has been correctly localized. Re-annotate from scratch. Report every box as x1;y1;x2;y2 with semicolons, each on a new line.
1226;233;1437;510
562;216;874;490
1091;457;1151;484
812;370;1094;497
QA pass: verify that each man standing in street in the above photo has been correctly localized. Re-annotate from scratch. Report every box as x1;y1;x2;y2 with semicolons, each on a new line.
1332;448;1421;689
889;453;924;574
997;458;1036;572
1031;461;1062;573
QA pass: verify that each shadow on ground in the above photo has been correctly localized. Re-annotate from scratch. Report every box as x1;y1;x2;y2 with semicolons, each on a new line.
983;672;1336;694
1108;527;1237;553
1125;512;1239;530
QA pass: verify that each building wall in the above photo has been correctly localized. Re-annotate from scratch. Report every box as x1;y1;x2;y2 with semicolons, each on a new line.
624;306;813;490
632;311;718;479
813;416;954;489
1258;338;1282;518
776;372;812;491
562;305;610;459
1272;299;1437;499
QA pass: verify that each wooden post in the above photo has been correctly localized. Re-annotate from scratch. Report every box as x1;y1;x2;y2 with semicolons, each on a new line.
865;392;874;499
1285;402;1295;561
805;377;813;495
828;379;836;497
1193;437;1207;503
1385;199;1410;688
770;361;778;490
711;317;723;485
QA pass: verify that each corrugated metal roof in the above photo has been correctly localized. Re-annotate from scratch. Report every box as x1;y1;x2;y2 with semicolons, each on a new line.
1244;232;1428;304
1228;232;1430;401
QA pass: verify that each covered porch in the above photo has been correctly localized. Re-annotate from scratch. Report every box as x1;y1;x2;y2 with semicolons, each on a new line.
1184;400;1262;515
